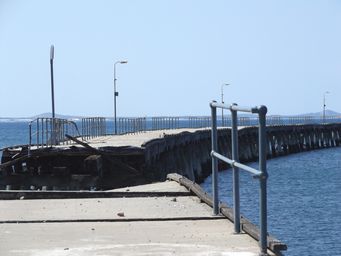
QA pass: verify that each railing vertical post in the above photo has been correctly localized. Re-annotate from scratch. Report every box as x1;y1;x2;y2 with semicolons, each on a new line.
231;103;240;233
210;101;219;215
37;119;40;147
28;123;32;156
258;105;268;255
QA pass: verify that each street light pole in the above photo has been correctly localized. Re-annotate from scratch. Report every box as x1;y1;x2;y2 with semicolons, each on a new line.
323;91;330;123
221;83;229;126
114;60;128;134
50;45;56;144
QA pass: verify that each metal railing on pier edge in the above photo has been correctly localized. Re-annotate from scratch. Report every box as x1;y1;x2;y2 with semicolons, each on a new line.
28;117;107;153
27;114;341;151
117;117;147;134
81;117;106;140
210;101;268;255
121;115;341;132
28;118;81;154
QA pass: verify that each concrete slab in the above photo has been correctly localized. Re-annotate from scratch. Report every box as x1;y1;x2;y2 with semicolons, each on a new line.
84;128;209;148
80;127;246;149
0;220;265;256
0;196;216;222
109;180;189;193
0;180;276;256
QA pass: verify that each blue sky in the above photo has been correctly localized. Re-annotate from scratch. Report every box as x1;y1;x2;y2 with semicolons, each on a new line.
0;0;340;117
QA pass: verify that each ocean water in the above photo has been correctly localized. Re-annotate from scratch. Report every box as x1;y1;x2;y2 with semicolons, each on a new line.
0;121;29;149
201;148;341;256
1;122;340;255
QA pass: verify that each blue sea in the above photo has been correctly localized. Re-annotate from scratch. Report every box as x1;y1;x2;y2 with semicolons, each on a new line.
201;148;341;256
1;121;341;256
0;121;29;149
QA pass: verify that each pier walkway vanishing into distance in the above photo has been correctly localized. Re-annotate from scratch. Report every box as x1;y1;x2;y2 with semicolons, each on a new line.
4;103;341;255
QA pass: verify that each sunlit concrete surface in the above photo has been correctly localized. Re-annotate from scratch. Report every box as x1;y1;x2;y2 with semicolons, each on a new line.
84;128;210;148
0;180;274;256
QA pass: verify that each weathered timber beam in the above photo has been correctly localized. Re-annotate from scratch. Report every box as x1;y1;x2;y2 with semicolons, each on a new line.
65;134;97;151
65;134;140;174
0;190;192;200
0;216;225;224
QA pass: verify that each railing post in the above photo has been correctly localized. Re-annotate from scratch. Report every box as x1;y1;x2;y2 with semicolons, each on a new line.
258;105;268;255
231;103;240;233
28;123;32;156
37;119;40;147
210;101;219;215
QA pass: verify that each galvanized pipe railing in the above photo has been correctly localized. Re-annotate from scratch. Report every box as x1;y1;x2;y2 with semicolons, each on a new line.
118;115;341;133
188;116;211;128
81;117;106;140
210;101;268;255
117;117;147;134
29;118;81;154
151;117;180;130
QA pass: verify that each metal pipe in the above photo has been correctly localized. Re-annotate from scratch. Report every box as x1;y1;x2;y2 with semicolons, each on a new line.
231;104;240;233
323;91;330;124
37;119;39;147
114;60;128;135
221;83;229;126
28;123;32;156
258;105;268;255
50;45;56;145
210;101;219;215
211;151;262;176
211;102;260;114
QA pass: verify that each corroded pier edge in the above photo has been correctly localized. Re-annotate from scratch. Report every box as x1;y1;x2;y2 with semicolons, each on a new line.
167;173;287;254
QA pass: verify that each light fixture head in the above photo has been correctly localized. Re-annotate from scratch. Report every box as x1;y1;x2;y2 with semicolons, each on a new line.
50;45;54;60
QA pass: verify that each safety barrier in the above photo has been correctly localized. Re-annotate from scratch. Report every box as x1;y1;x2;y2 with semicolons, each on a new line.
117;117;147;134
29;118;80;152
210;101;268;255
81;117;106;140
151;117;179;130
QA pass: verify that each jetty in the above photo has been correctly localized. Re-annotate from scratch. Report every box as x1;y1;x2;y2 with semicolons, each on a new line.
0;174;286;256
3;102;341;255
1;123;341;190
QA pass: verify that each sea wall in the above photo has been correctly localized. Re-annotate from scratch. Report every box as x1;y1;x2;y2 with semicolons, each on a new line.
142;124;341;183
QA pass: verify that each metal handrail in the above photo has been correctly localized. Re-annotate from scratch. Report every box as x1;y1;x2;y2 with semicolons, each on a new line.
210;101;268;255
81;117;106;140
151;117;180;130
118;117;147;134
28;118;81;154
147;115;341;131
114;115;341;135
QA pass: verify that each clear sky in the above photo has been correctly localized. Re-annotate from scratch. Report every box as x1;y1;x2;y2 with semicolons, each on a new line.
0;0;340;117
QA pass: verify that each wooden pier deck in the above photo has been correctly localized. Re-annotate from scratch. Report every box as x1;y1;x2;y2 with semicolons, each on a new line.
0;174;282;256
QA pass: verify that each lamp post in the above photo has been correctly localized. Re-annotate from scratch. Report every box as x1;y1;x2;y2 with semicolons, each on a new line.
114;60;128;134
50;45;56;144
323;91;330;124
221;83;229;126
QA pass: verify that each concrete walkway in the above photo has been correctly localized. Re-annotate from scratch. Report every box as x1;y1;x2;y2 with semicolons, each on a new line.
0;180;274;256
84;128;209;148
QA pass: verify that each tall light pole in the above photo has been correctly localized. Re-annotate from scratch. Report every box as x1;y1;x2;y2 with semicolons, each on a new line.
323;91;330;123
114;60;128;134
50;45;56;144
221;83;229;126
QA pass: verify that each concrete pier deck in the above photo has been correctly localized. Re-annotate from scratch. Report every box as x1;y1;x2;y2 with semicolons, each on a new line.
83;128;209;148
0;177;277;256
